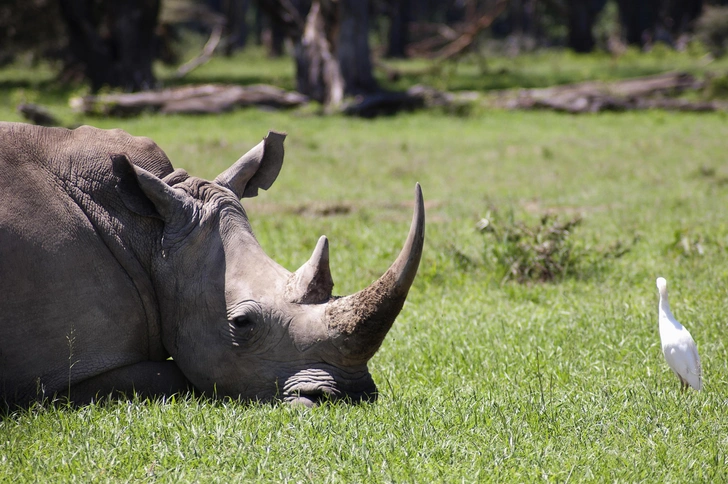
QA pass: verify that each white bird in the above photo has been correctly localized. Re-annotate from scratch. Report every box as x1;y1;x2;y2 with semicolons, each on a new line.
656;277;702;391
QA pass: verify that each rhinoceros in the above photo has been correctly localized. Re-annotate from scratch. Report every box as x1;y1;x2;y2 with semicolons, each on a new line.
0;122;424;407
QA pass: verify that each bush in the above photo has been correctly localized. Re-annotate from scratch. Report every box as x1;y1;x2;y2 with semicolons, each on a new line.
695;6;728;58
476;210;631;283
705;72;728;99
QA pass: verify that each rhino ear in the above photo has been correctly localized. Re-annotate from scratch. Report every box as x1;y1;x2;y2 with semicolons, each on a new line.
112;153;189;221
214;131;286;199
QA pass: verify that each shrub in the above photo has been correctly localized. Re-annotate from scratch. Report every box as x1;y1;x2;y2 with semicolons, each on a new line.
695;6;728;58
670;228;705;257
476;210;630;283
705;72;728;99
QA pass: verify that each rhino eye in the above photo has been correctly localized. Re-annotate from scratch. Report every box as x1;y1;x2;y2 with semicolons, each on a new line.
231;316;257;342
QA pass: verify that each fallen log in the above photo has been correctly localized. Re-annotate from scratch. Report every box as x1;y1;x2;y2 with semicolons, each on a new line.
500;72;726;113
71;84;308;116
525;95;720;113
65;72;727;117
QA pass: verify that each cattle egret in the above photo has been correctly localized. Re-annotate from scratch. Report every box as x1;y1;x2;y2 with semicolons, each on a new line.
656;277;702;391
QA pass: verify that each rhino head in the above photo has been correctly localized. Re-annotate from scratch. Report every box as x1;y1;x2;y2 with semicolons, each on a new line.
113;132;424;406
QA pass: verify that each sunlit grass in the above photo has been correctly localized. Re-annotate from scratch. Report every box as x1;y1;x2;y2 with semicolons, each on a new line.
2;51;728;481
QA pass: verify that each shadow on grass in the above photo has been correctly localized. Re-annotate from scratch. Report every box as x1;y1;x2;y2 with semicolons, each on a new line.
0;390;204;420
0;79;77;97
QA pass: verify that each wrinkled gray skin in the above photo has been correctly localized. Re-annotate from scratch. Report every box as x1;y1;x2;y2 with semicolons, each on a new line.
0;122;425;407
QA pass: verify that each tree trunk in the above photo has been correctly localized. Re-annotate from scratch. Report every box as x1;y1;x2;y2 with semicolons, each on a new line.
337;0;377;95
256;0;376;102
294;1;343;107
59;0;160;92
616;0;660;47
386;0;411;58
269;15;287;57
567;0;596;53
222;0;251;55
667;0;703;36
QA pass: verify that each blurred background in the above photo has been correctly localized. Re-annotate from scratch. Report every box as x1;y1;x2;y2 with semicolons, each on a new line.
2;0;728;106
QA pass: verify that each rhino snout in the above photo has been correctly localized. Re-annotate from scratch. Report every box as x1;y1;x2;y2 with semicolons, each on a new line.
281;367;377;406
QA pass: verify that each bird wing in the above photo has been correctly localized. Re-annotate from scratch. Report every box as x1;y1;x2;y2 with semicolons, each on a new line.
663;345;683;376
663;339;701;388
688;341;702;384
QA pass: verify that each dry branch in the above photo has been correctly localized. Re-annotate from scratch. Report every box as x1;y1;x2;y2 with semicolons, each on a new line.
176;24;224;78
430;0;508;60
407;0;508;59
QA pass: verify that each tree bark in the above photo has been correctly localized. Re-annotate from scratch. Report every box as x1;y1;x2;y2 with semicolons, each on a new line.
58;0;160;92
73;83;308;115
294;1;343;107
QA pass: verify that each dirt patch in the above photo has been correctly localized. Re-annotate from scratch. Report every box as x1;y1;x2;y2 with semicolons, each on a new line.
248;199;442;219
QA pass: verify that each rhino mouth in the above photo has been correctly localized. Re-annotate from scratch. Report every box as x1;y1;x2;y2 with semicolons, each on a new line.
281;367;377;407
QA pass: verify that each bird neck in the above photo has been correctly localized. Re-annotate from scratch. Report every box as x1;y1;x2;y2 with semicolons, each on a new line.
658;298;681;329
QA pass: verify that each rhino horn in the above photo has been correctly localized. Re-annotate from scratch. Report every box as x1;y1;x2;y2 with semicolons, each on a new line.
214;131;286;199
287;236;335;304
326;183;425;361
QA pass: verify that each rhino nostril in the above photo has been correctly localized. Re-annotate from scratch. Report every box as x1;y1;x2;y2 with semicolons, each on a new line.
284;386;339;406
286;395;317;407
285;391;325;407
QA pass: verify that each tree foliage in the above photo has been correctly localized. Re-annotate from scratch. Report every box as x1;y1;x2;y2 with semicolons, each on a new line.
0;0;722;93
0;0;66;64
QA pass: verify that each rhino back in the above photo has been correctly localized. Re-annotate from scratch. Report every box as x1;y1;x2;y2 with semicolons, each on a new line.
0;123;173;403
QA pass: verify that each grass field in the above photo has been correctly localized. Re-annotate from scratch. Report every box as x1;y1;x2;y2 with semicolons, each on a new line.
2;49;728;481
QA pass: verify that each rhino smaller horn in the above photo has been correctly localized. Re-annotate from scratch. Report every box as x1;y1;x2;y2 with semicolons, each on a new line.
215;131;286;199
287;236;335;304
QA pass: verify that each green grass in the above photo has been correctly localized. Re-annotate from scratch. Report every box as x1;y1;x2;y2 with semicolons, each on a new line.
3;51;728;481
394;44;728;92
